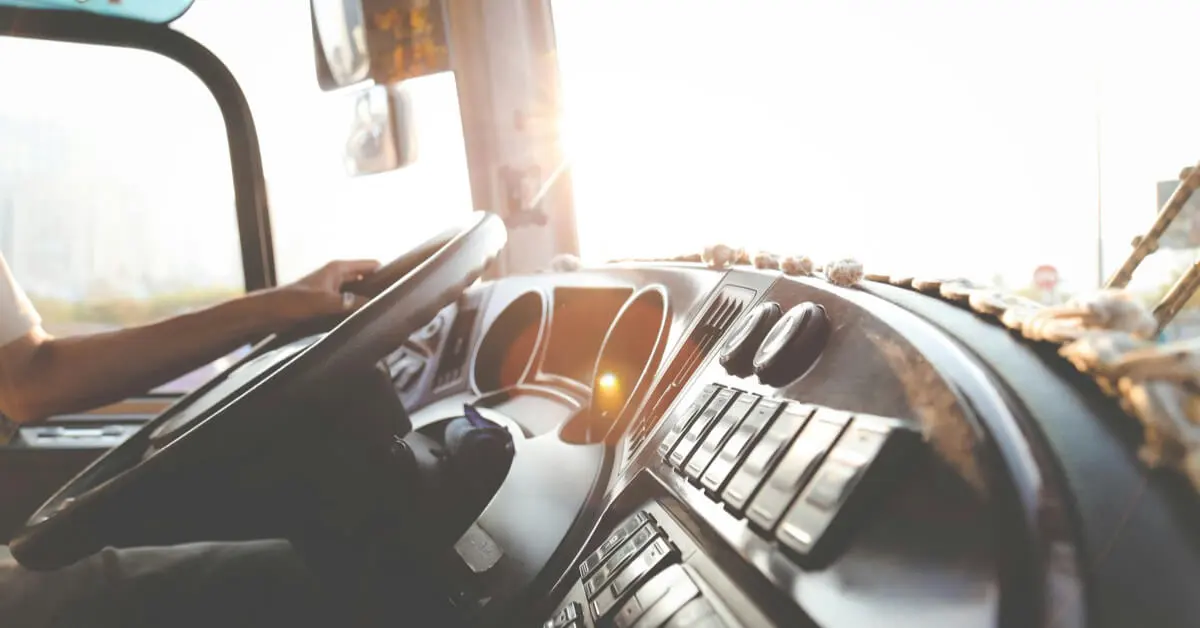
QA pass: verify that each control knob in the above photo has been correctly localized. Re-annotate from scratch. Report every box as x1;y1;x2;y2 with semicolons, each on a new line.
752;302;830;386
719;302;782;377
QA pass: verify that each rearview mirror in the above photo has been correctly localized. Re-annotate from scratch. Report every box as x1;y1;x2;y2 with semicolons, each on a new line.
345;84;418;176
311;0;370;87
312;0;451;91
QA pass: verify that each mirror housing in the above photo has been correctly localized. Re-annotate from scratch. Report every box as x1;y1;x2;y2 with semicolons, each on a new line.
312;0;451;91
311;0;370;88
345;84;419;176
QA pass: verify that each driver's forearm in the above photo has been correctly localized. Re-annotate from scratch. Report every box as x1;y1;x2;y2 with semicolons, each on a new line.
5;291;284;424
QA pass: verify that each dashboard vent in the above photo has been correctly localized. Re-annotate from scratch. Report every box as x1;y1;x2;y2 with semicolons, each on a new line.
623;285;754;460
434;305;479;390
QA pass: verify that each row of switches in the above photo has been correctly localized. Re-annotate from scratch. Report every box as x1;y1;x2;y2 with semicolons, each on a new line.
551;564;725;628
554;510;728;628
658;382;912;561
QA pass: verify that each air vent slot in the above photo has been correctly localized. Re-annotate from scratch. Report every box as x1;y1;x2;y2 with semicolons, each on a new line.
434;305;479;390
623;285;754;460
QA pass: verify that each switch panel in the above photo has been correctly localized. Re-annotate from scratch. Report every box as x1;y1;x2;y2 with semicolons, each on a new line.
658;384;722;458
776;415;913;559
684;393;760;481
721;402;815;515
584;523;659;599
547;402;918;628
745;409;849;532
542;602;582;628
668;388;739;468
701;398;784;495
612;564;696;628
579;511;652;580
589;537;678;620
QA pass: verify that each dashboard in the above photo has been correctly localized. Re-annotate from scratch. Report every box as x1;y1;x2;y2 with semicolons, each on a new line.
382;263;1200;628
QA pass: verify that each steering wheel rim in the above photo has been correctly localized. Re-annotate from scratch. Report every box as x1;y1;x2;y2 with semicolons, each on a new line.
10;211;508;570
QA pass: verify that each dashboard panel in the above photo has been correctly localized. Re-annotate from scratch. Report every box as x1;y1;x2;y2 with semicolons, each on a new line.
388;263;1200;628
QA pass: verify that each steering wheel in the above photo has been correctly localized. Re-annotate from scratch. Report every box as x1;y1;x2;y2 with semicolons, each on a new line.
10;211;508;570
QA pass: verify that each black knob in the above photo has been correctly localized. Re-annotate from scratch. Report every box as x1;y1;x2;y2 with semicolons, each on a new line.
752;302;830;387
719;302;782;377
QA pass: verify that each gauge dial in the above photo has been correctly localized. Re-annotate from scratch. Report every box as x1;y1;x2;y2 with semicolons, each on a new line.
472;290;546;393
719;301;783;377
752;302;830;387
583;286;669;443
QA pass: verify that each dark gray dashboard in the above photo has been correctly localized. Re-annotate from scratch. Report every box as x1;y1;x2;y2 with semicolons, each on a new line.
390;263;1200;628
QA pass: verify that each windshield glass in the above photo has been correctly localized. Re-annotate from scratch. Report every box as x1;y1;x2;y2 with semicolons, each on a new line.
553;0;1200;321
175;0;473;283
0;0;194;23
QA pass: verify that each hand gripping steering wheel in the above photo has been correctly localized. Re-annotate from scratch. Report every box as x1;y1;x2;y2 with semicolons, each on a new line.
10;211;507;570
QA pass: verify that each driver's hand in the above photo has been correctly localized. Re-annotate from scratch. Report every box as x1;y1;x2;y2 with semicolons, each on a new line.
267;259;381;323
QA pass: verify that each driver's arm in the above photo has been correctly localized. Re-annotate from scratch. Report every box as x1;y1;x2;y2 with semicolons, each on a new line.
0;257;378;425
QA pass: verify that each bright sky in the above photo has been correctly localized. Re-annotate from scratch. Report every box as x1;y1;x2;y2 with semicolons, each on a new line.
3;0;1200;297
553;0;1200;293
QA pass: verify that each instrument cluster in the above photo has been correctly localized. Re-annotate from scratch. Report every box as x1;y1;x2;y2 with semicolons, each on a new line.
467;282;671;443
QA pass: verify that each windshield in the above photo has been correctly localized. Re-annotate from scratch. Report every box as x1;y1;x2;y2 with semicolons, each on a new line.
174;0;472;283
552;0;1200;321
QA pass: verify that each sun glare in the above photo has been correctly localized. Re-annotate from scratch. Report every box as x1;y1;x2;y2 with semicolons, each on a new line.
597;372;619;392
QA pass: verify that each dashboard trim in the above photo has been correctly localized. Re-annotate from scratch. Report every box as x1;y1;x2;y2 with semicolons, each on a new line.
807;277;1083;628
865;280;1200;628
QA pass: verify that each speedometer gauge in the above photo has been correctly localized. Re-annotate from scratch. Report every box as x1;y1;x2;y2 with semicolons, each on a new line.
752;302;830;387
719;301;782;377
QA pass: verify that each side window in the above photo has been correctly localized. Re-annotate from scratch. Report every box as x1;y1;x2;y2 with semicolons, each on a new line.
0;38;244;393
